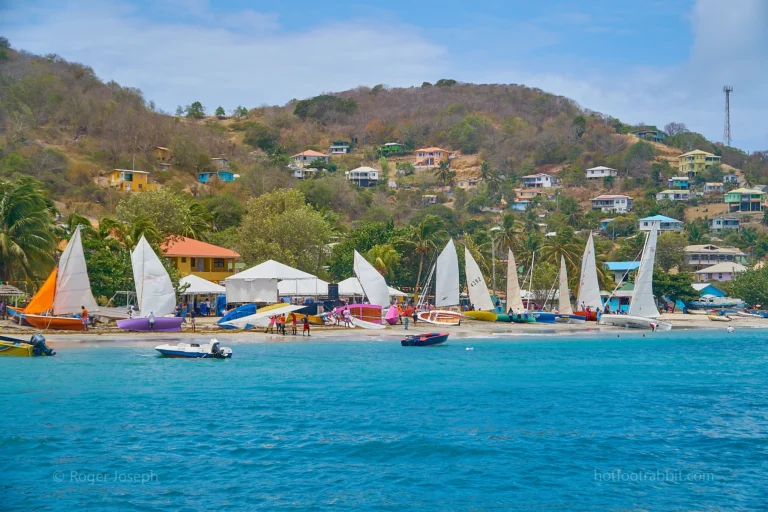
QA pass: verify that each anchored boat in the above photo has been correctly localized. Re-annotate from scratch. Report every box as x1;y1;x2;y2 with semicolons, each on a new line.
0;334;56;357
155;339;232;358
401;332;449;347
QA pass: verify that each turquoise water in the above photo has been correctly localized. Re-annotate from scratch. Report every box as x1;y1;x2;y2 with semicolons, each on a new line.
2;330;767;510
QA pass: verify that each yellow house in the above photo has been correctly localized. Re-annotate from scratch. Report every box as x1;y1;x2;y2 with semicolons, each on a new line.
162;236;240;282
678;150;722;177
153;146;171;161
108;169;156;192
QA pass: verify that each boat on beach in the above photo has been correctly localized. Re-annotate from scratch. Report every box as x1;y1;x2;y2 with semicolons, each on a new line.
464;246;496;321
574;231;602;321
385;305;400;325
708;314;731;322
217;303;256;329
401;332;449;347
552;256;585;324
416;239;463;326
155;339;232;358
0;334;56;357
417;310;462;325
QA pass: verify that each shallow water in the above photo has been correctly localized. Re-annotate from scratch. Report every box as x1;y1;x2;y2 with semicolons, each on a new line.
2;330;767;510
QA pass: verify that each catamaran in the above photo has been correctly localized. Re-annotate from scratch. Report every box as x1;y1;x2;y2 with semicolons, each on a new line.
417;239;463;326
464;246;497;321
574;231;602;321
116;236;183;332
20;226;99;331
599;222;672;331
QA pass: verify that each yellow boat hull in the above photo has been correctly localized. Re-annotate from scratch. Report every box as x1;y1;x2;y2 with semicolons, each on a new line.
291;313;327;325
464;311;498;322
0;341;35;357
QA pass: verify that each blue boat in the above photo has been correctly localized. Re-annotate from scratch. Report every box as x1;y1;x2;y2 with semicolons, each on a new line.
401;332;449;347
217;304;256;329
532;312;557;324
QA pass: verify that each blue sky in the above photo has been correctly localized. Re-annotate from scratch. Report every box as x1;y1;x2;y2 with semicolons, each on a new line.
1;0;766;151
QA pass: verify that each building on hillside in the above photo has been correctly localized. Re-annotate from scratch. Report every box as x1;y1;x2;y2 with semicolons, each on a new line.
346;166;379;187
387;180;398;189
521;173;559;188
380;142;406;156
108;169;156;192
211;157;229;170
631;129;668;143
198;170;237;183
678;149;722;177
605;261;640;284
515;188;545;203
694;262;747;282
585;166;618;179
638;215;683;232
599;218;614;232
724;188;765;212
590;194;633;213
656;189;691;201
723;174;740;184
456;177;480;191
692;283;726;298
667;176;690;189
163;237;240;282
292;167;317;180
291;150;329;168
414;147;450;169
752;184;768;193
685;244;747;270
710;216;740;231
512;200;531;212
329;140;351;154
422;194;437;206
153;146;172;171
703;182;724;194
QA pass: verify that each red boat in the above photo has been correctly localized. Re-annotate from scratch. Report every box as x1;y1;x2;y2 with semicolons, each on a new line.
24;314;86;331
573;310;598;321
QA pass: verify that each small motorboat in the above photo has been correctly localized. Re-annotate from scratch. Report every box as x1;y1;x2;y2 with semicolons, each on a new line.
155;339;232;358
0;334;56;357
401;332;449;347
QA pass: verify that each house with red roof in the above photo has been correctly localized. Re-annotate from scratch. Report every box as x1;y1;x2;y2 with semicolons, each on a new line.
162;237;241;283
291;150;329;168
414;147;451;169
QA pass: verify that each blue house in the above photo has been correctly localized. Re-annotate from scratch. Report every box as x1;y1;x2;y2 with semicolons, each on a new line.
605;261;640;284
691;283;726;298
198;171;236;184
603;283;632;313
599;218;614;232
638;215;683;232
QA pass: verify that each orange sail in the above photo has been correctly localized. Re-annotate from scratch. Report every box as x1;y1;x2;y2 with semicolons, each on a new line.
23;268;57;314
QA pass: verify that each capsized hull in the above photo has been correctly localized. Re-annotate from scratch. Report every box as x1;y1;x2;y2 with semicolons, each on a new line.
500;313;535;323
0;340;34;357
24;315;85;331
417;310;462;326
217;304;257;329
532;312;557;324
117;317;184;332
556;314;586;324
599;314;672;331
401;332;449;347
464;311;497;322
292;313;327;326
337;304;383;324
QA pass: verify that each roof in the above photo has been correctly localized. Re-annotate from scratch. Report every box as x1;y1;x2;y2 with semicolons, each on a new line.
416;147;450;152
592;194;632;200
228;260;316;281
727;188;765;195
0;284;25;297
586;166;616;171
383;142;402;146
669;176;690;180
154;146;170;151
695;262;747;274
162;237;240;258
349;166;379;174
657;189;690;194
292;150;327;158
640;215;681;223
680;149;718;157
522;173;556;179
179;274;226;295
685;244;745;254
692;283;724;292
631;129;666;135
705;182;723;186
605;261;641;271
111;169;149;174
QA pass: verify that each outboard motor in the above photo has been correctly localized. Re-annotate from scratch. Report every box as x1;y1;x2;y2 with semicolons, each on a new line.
211;341;224;359
30;333;55;356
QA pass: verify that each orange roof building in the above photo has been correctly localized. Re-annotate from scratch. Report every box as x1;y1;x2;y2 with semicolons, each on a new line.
291;150;330;168
162;237;240;282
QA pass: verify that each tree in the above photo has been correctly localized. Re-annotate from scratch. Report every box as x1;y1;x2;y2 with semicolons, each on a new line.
202;193;245;230
684;221;709;244
366;244;400;281
214;106;226;118
0;37;10;49
421;82;432;88
237;189;332;274
0;177;57;282
449;115;488;153
395;215;447;294
243;123;281;154
396;162;415;176
435;79;457;87
663;122;688;136
558;195;583;228
116;190;211;240
538;228;583;284
175;106;184;116
329;221;395;281
653;269;698;308
655;232;688;271
606;215;637;238
185;101;205;119
730;266;768;306
433;160;455;187
233;106;248;118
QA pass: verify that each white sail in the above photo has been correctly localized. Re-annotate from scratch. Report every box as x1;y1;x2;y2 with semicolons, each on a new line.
353;250;390;308
576;232;602;310
53;225;98;315
558;255;573;315
629;222;661;318
435;239;460;307
506;249;524;311
464;247;494;311
133;236;176;317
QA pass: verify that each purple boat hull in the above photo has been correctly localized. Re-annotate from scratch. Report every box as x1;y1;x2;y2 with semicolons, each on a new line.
116;317;184;332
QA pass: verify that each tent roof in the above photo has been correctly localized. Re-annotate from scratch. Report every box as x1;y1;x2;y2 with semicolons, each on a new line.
337;277;407;297
278;278;329;296
0;284;25;297
179;274;225;295
227;260;317;281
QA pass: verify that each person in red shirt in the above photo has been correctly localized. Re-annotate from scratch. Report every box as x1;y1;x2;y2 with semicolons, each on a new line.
302;316;310;336
290;312;298;335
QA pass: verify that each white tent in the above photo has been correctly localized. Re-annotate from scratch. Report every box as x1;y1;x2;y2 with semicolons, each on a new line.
225;260;320;303
337;277;407;298
180;274;226;295
278;278;329;296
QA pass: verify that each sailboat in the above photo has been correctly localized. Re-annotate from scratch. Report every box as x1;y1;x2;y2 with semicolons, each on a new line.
334;250;388;327
464;246;497;322
116;236;183;332
599;222;672;331
554;256;585;324
497;248;533;323
22;226;99;331
418;239;463;326
574;231;602;321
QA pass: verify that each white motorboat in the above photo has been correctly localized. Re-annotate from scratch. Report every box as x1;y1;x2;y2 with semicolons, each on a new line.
155;339;232;358
599;222;673;332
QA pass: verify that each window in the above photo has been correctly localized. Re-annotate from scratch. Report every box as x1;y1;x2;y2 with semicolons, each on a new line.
181;257;187;263
718;273;723;280
190;258;196;267
213;258;225;268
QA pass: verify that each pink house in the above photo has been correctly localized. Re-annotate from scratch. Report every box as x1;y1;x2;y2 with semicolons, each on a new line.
694;262;747;282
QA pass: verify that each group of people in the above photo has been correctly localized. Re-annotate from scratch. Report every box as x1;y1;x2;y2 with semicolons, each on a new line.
265;312;311;336
329;308;354;327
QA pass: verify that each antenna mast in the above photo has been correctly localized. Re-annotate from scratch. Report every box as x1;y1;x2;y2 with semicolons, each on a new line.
723;86;733;147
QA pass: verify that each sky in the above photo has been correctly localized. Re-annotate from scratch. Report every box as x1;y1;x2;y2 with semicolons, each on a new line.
2;0;767;151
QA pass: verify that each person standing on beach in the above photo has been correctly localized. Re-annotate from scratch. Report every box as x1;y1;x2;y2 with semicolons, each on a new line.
279;314;287;335
80;306;89;331
290;313;298;335
148;311;155;331
266;316;275;334
404;315;409;330
302;316;310;336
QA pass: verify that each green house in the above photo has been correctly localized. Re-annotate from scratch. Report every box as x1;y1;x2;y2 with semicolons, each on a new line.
378;142;406;156
724;188;765;212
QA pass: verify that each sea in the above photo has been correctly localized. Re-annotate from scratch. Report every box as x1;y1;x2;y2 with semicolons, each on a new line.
1;329;767;510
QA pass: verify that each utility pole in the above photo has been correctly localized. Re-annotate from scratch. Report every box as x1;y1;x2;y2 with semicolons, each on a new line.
723;86;733;147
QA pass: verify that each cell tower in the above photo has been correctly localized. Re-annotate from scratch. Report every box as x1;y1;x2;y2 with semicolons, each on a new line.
723;85;733;147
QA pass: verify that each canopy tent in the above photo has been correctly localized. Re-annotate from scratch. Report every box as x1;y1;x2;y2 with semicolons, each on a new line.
180;274;226;295
225;260;321;303
278;278;329;296
337;277;407;298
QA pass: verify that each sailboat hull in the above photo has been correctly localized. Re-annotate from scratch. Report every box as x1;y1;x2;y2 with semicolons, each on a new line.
24;314;85;331
573;311;598;321
116;317;184;332
599;314;672;331
532;312;557;324
555;314;586;324
337;304;382;324
464;311;498;322
417;310;462;326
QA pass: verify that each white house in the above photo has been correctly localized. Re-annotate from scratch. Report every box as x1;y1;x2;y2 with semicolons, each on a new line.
638;215;683;232
456;177;479;191
291;150;329;168
685;244;748;270
586;166;618;179
723;174;740;184
590;194;633;213
521;173;560;188
656;189;691;201
704;182;724;194
710;217;740;231
346;166;379;187
292;167;317;180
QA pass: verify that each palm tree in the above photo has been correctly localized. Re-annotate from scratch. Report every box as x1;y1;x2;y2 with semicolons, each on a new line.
684;221;708;244
366;244;400;282
395;215;447;293
0;177;58;282
96;215;161;249
433;160;455;188
500;213;521;251
462;232;491;276
538;228;583;284
183;201;212;240
480;161;493;182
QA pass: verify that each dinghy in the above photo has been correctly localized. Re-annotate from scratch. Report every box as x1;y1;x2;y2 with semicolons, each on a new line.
417;310;462;325
553;256;585;323
352;250;389;324
708;314;731;322
351;316;386;329
416;239;463;326
464;246;496;321
573;232;602;321
401;332;449;347
599;222;672;332
0;334;56;357
155;339;232;358
217;303;256;329
117;236;183;332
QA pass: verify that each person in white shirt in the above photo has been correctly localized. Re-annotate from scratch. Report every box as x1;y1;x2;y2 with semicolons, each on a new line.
148;311;156;331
